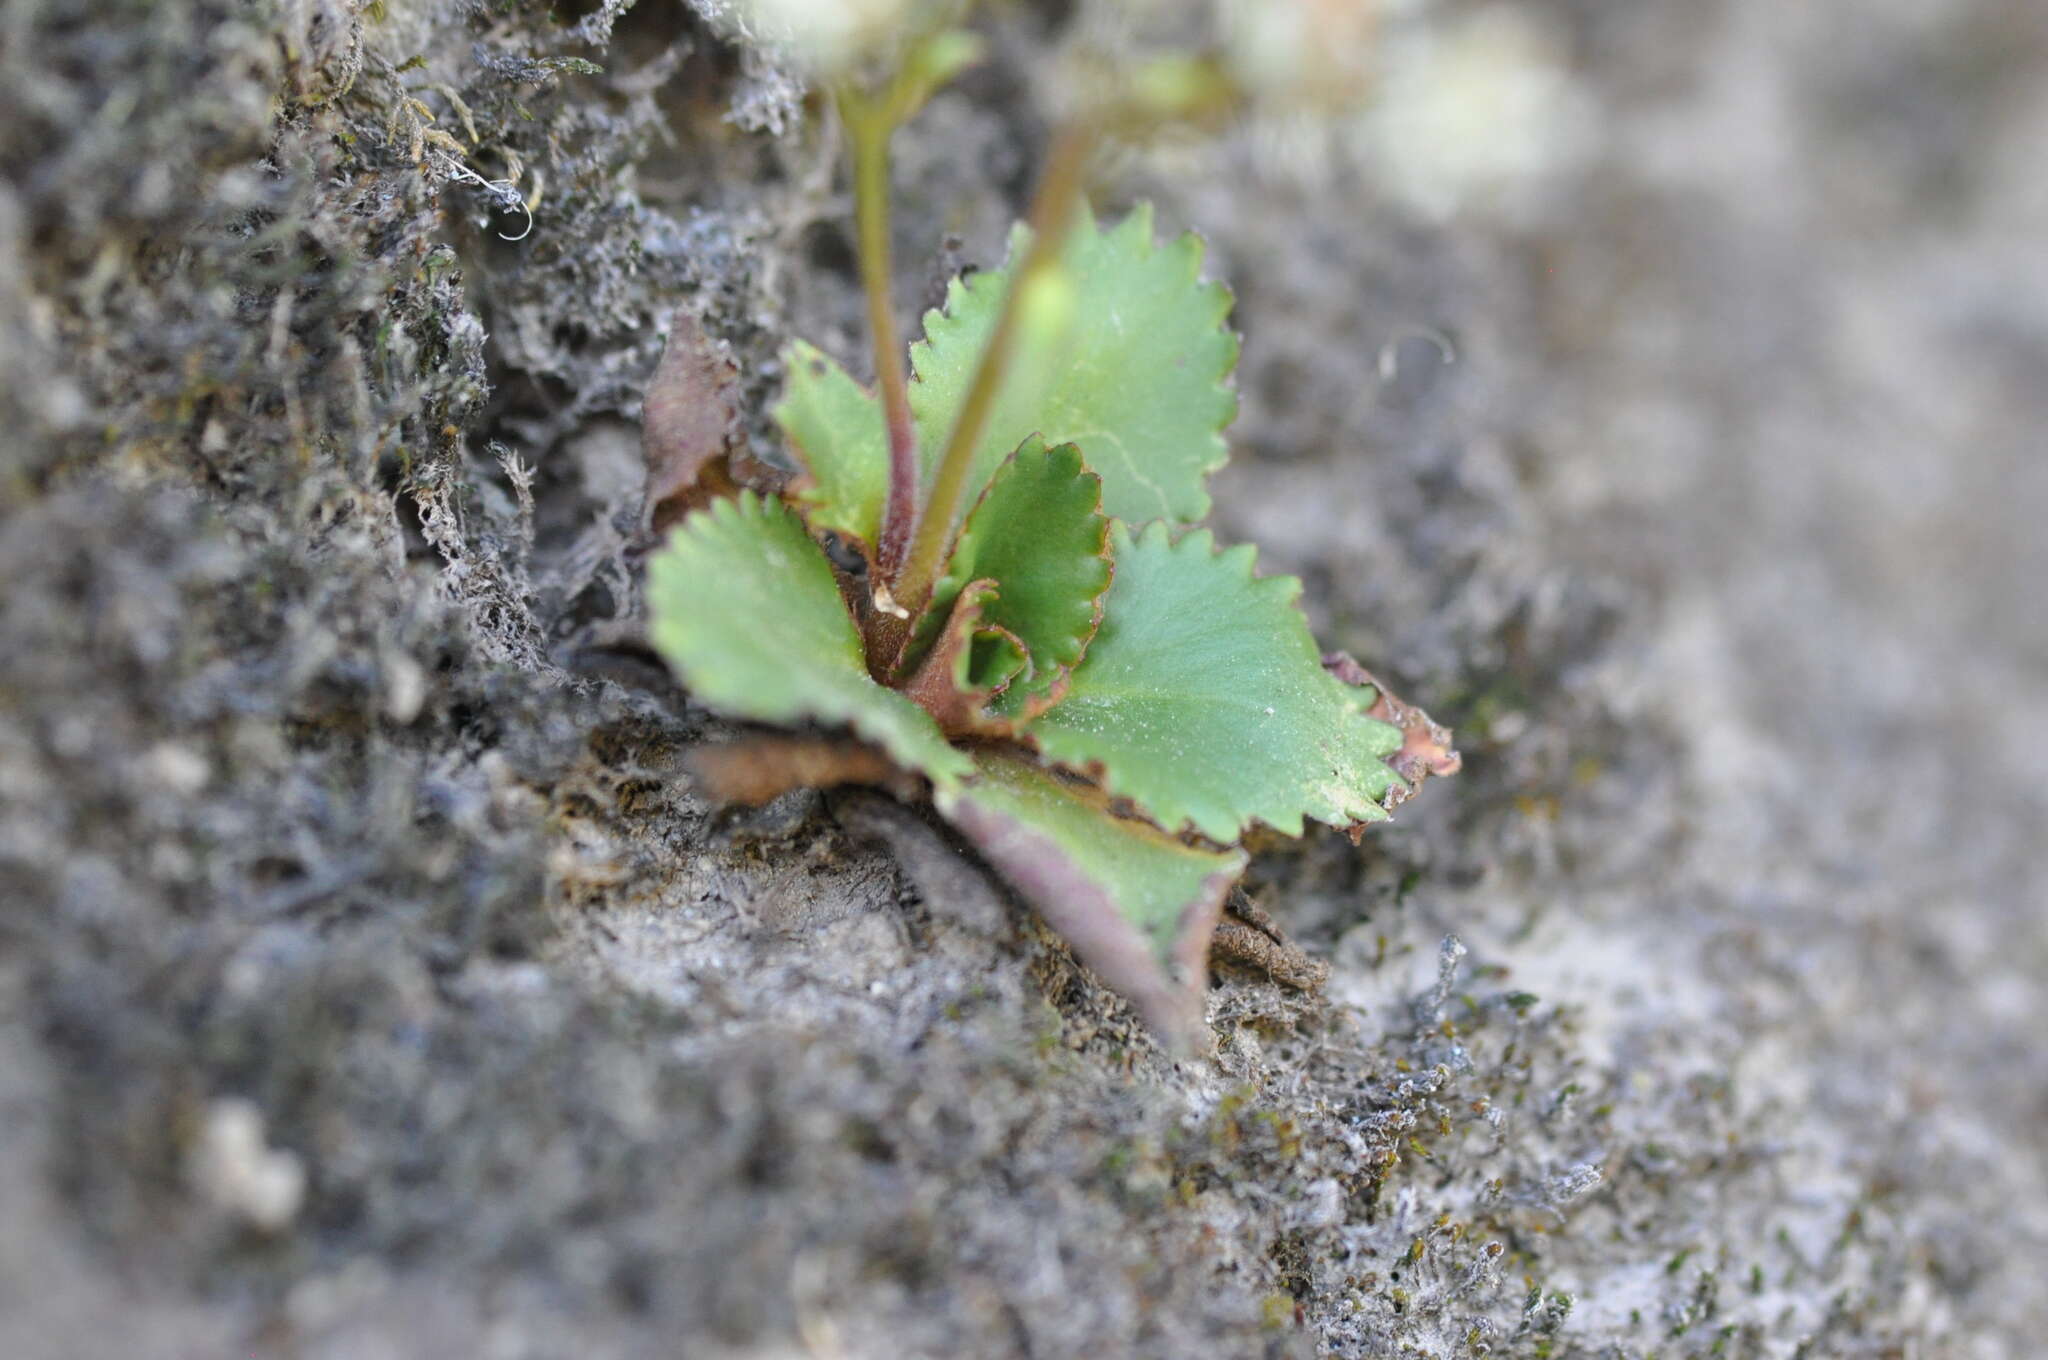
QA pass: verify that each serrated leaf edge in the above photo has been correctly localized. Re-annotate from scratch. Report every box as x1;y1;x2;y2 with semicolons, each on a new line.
1016;519;1403;842
907;204;1240;528
773;340;887;557
917;437;1114;705
649;491;970;789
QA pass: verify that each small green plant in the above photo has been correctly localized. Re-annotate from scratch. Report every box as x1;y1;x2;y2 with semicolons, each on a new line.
644;26;1458;1044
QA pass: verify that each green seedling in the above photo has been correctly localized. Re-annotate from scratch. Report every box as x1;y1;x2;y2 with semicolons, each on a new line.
643;28;1458;1044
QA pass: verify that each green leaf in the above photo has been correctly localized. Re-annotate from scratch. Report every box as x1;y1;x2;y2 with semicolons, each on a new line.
936;749;1246;1045
909;203;1238;537
968;629;1030;695
922;437;1110;708
899;578;1028;736
646;491;969;788
1021;521;1406;842
774;340;889;551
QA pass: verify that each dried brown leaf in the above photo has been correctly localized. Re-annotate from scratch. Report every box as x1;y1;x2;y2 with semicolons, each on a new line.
1323;651;1463;834
687;735;913;807
643;308;743;536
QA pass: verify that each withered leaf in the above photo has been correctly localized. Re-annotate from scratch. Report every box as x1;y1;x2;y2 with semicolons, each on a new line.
643;308;742;536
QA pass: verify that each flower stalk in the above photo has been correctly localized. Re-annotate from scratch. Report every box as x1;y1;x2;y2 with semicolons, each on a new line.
891;122;1096;622
838;90;921;587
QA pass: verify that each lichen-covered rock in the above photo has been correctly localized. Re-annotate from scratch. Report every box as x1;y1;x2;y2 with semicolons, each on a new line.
3;1;2044;1358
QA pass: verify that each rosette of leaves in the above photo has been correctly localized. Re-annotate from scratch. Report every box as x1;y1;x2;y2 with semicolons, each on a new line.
644;199;1459;1044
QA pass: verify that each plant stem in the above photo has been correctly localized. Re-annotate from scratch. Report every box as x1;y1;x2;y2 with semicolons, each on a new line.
892;122;1095;620
839;90;920;585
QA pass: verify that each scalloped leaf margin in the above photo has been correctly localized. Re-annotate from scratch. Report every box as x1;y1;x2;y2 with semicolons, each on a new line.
908;203;1239;540
646;491;969;789
1018;521;1406;843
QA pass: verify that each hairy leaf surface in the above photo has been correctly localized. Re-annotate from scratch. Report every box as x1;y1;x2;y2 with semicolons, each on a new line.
909;204;1238;538
937;749;1245;1044
1023;522;1405;842
646;492;968;786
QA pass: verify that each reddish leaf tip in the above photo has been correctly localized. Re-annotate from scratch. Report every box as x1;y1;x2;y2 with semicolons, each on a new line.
1323;652;1464;826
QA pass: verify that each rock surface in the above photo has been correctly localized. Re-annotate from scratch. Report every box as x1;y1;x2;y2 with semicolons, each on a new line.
2;1;2043;1356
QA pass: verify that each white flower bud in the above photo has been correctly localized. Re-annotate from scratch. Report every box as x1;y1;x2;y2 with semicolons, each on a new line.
1223;0;1380;112
733;0;922;75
